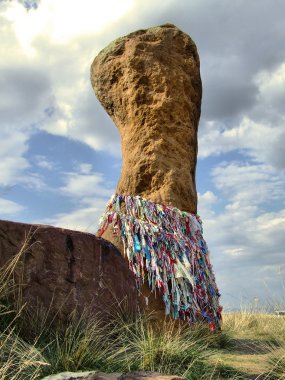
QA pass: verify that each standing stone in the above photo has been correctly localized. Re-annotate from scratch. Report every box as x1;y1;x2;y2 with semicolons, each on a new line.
91;23;202;214
90;25;218;323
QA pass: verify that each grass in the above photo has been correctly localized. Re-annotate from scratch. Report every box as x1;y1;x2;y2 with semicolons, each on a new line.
267;346;285;379
0;231;50;379
214;311;285;379
223;310;285;342
104;313;216;377
1;239;285;379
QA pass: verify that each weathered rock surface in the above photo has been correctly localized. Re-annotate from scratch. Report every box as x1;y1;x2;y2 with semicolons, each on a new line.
91;23;202;214
41;371;186;380
91;24;202;318
0;220;137;319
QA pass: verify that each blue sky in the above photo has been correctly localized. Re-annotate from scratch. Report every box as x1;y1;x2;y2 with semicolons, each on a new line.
1;0;285;309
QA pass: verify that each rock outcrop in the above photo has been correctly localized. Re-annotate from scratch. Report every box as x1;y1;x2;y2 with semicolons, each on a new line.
91;24;203;319
0;220;137;319
91;23;202;213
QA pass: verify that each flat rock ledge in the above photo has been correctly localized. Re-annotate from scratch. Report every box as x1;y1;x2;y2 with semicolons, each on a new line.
0;219;138;319
41;371;186;380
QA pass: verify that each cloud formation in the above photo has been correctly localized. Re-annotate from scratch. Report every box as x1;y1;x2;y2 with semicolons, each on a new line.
0;197;24;216
1;0;285;307
0;65;51;124
42;163;115;231
198;160;285;306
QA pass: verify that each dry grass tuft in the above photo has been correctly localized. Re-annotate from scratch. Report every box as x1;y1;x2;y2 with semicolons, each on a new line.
1;236;285;379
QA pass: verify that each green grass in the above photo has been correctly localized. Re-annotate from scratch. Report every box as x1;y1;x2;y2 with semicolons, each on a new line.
1;239;285;380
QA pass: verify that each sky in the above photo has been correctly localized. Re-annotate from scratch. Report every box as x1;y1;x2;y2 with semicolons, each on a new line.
1;0;285;310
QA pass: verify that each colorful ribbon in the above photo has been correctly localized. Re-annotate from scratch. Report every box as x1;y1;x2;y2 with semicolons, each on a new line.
97;194;222;329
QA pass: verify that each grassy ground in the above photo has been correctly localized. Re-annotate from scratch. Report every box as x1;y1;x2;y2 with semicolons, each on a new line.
213;311;285;379
0;240;285;379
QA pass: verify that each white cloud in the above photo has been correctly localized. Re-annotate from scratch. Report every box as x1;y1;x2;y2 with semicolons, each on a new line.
212;161;285;206
3;0;135;51
198;190;217;205
0;197;24;216
61;166;114;200
224;247;246;257
199;116;285;168
198;161;285;307
1;0;180;163
39;164;114;230
45;198;108;232
41;87;121;157
0;14;53;189
197;190;218;218
255;62;285;99
203;207;285;307
0;0;125;193
0;129;29;187
0;65;51;124
0;128;47;190
34;155;54;170
77;163;93;174
199;60;285;169
208;206;285;307
19;173;46;190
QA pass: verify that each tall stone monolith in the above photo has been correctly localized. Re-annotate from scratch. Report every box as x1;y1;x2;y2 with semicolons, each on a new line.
91;23;201;213
90;24;221;328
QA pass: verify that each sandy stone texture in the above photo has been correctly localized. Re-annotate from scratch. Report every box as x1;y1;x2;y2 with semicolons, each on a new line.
91;23;202;214
91;24;202;317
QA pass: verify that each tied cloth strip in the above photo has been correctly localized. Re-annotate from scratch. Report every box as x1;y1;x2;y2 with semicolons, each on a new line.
97;194;222;330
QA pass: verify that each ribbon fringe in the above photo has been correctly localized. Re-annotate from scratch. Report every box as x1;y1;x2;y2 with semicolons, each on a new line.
97;194;222;329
